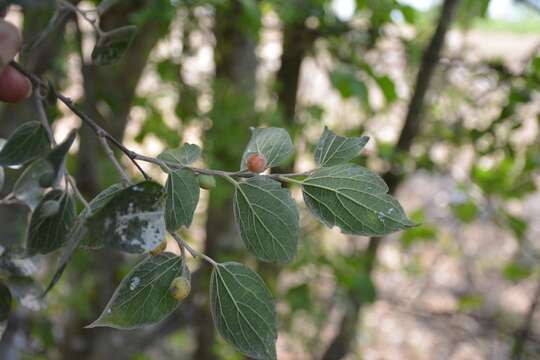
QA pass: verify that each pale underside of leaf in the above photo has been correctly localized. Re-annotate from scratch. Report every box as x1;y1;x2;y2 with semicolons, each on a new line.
233;176;298;264
13;159;51;210
0;122;50;167
84;182;166;253
88;252;183;329
210;262;277;360
302;164;414;236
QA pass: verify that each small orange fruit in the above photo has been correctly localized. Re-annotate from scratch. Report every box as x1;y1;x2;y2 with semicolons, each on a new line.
246;153;267;173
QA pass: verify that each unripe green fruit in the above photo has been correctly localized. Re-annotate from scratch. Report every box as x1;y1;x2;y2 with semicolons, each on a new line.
198;174;216;190
150;240;167;256
246;153;267;173
170;276;191;301
40;200;60;217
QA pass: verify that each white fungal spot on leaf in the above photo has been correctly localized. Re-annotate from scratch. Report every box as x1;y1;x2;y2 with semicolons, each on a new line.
129;276;140;291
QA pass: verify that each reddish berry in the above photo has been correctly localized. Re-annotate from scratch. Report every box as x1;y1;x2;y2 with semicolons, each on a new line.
246;153;267;173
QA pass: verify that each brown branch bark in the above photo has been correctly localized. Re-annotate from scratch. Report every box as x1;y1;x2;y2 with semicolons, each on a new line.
321;1;461;359
512;278;540;359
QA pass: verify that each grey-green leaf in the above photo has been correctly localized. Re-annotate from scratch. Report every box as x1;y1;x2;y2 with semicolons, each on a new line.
81;183;124;218
240;127;294;170
234;176;298;264
165;168;200;231
92;25;137;66
84;181;166;253
0;122;50;167
157;143;201;172
40;130;77;188
88;252;183;329
13;159;52;210
302;164;415;236
315;127;369;166
210;262;277;360
27;190;76;255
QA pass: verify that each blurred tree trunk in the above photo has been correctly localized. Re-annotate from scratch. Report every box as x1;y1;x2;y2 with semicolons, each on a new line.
321;1;461;359
276;22;315;126
56;2;174;360
194;2;259;359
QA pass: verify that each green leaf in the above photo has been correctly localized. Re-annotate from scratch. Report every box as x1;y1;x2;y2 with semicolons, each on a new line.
234;176;298;264
400;209;437;248
503;212;528;240
91;25;137;66
451;200;477;223
502;262;532;282
302;164;415;236
350;273;376;304
27;190;76;255
0;122;50;167
314;127;369;167
330;68;369;107
165;168;200;231
84;181;166;253
88;252;184;329
457;294;483;312
210;262;277;360
375;75;397;103
157;143;201;172
240;127;294;170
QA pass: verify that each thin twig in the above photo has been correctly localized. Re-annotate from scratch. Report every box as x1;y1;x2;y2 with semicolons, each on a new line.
67;175;90;209
97;130;131;186
33;94;55;145
169;232;216;266
50;84;150;180
57;0;103;36
11;61;313;184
